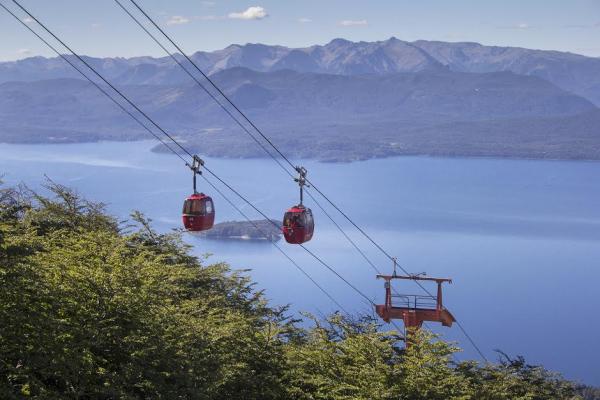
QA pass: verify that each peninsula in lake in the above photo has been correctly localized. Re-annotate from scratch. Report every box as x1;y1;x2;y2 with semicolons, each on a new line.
1;38;599;162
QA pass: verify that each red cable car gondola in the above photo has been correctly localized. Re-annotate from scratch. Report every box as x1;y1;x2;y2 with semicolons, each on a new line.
182;155;215;232
182;192;215;231
282;166;314;244
283;205;314;244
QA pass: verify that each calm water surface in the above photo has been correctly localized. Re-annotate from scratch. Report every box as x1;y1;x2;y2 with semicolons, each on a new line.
1;141;599;385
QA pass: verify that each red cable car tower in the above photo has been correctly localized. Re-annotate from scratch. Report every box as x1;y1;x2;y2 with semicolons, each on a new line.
375;261;455;334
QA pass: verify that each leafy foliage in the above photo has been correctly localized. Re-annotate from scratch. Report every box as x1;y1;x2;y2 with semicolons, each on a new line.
0;181;590;399
284;314;403;400
0;182;288;399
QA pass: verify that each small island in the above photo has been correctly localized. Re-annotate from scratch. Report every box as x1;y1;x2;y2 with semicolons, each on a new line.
199;219;282;241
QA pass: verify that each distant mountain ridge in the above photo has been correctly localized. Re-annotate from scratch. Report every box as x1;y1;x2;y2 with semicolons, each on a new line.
1;37;600;104
1;37;599;161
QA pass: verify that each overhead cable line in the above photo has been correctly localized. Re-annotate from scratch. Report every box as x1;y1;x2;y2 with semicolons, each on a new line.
117;0;439;286
4;0;483;360
114;0;431;325
115;0;406;287
116;0;488;362
121;0;418;273
113;0;387;297
115;0;397;310
2;0;370;320
118;0;423;293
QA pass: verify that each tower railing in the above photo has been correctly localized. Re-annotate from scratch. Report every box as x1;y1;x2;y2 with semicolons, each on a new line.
391;294;437;310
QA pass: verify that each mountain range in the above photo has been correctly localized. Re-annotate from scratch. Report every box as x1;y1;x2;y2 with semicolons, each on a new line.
0;37;599;161
2;37;600;104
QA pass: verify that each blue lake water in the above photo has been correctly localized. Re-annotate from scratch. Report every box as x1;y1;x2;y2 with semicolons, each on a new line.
1;140;599;385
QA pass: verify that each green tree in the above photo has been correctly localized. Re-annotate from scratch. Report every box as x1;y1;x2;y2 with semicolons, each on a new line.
397;329;470;400
0;182;288;399
284;314;403;400
456;353;580;400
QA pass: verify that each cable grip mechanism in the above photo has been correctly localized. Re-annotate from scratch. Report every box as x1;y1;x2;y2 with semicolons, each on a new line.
189;155;204;194
294;166;309;205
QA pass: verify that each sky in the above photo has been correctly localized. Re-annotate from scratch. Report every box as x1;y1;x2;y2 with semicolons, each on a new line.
1;0;600;61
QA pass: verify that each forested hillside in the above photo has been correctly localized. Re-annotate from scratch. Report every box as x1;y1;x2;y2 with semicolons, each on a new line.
0;181;593;399
2;68;599;162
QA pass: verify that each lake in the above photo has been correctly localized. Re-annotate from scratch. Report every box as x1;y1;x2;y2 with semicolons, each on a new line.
1;140;599;385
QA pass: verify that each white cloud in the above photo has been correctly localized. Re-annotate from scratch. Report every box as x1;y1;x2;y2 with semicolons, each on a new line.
339;19;367;27
298;17;312;23
91;23;102;29
167;15;190;25
517;22;530;29
201;1;216;6
22;16;33;24
228;6;268;20
17;48;31;56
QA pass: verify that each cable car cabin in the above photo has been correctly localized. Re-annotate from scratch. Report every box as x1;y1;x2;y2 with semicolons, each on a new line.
282;205;314;244
182;193;215;232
